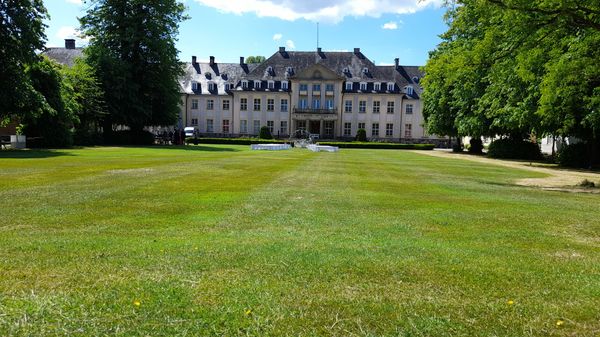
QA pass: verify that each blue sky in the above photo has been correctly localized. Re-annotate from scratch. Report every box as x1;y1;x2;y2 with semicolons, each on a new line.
44;0;448;66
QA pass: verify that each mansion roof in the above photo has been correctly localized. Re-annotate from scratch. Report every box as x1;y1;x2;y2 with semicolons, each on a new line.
181;48;424;98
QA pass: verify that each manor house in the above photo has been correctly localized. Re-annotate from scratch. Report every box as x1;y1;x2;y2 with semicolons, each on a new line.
179;47;440;142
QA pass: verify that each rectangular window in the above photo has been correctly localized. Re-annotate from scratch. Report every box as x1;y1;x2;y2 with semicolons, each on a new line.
254;98;261;111
345;82;352;91
208;83;216;91
325;84;334;92
240;120;248;134
267;99;274;111
300;98;308;109
207;99;214;110
359;100;366;113
344;100;352;113
253;120;261;134
280;99;288;112
297;120;306;131
267;120;274;134
223;100;230;110
373;101;380;113
240;98;247;111
313;99;320;109
223;119;230;133
387;83;394;91
300;84;308;91
191;82;198;91
280;121;288;135
343;122;352;136
360;83;367;91
387;101;395;114
324;121;334;136
358;122;365;130
372;123;379;137
374;83;381;91
386;123;393;137
406;104;413;114
326;99;334;110
313;84;321;91
281;81;288;90
191;99;198;110
206;119;214;133
268;81;274;89
405;123;412;138
191;118;198;126
242;80;248;89
254;80;261;89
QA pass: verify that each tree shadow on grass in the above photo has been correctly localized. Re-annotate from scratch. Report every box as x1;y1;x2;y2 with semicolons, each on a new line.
0;149;75;159
142;145;240;152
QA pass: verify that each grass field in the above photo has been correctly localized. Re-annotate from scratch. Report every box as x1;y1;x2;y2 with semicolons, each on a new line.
0;146;598;336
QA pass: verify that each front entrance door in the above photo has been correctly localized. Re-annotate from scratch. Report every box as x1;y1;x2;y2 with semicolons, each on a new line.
309;121;320;135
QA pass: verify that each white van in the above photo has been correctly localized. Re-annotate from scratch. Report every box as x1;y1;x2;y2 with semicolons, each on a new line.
184;127;196;137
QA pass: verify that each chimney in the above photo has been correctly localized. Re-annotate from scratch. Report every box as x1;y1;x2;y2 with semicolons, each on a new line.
209;56;215;66
317;47;322;53
65;39;75;49
353;48;361;54
240;56;245;65
394;58;399;68
192;56;197;64
279;46;286;53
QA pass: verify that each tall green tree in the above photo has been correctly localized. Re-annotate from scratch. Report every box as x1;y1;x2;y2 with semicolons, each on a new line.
80;0;187;132
0;0;49;122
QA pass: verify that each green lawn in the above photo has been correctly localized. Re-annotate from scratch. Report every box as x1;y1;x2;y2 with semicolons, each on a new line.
0;146;598;336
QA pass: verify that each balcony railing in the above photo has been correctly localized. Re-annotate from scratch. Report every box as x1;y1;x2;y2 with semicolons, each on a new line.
293;107;337;114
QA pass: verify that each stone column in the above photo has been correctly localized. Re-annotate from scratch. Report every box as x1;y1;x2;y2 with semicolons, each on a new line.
319;120;324;138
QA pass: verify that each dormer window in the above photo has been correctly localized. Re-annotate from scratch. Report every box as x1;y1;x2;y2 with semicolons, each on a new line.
208;82;216;91
191;82;198;90
362;67;369;74
343;67;349;74
224;83;231;91
374;82;381;91
406;86;414;95
387;83;394;91
205;73;212;79
254;80;261;89
267;80;275;89
242;80;248;89
286;67;294;75
266;66;274;74
221;73;228;80
281;81;288;90
360;82;367;91
345;82;353;91
412;76;419;83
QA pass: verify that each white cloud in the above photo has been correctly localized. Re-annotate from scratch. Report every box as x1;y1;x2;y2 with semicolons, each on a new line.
193;0;443;23
273;33;283;41
56;26;89;46
382;21;399;30
286;39;296;50
65;0;82;5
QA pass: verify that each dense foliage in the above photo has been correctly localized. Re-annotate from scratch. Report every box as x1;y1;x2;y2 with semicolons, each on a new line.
487;138;542;160
356;129;367;142
0;0;49;123
422;0;600;164
80;0;187;133
259;126;273;139
245;56;266;64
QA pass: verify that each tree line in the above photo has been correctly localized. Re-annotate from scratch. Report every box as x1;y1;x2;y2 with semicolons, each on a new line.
0;0;186;147
422;0;600;165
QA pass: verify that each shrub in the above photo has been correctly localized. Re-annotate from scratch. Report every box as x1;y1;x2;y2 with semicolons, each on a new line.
259;126;272;139
105;130;155;145
557;143;589;168
487;138;542;160
74;129;103;146
469;138;483;154
452;142;463;153
578;179;596;188
356;129;367;142
318;142;434;150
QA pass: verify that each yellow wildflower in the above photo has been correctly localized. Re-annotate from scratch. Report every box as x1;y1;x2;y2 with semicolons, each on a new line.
556;320;564;327
244;309;252;316
507;300;514;305
133;300;141;307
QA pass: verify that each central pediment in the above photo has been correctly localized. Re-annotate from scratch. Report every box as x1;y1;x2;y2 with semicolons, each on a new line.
291;63;344;81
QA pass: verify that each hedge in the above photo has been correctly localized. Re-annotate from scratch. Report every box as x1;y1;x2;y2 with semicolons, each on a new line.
317;142;435;150
185;137;286;145
487;138;542;160
557;143;589;168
